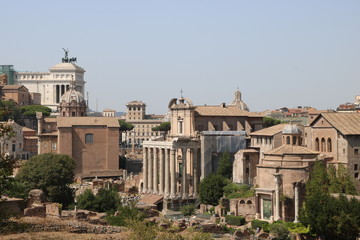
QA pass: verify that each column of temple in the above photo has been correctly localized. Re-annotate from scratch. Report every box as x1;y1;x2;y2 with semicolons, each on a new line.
274;173;281;221
159;148;164;195
170;149;176;198
147;148;153;194
181;148;188;199
164;149;170;197
294;182;300;223
153;148;158;194
142;147;148;193
192;148;198;198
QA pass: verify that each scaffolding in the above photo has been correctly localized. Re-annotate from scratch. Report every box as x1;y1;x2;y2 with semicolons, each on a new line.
0;65;15;85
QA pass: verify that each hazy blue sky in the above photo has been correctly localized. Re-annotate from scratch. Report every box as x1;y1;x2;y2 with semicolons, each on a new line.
1;1;359;114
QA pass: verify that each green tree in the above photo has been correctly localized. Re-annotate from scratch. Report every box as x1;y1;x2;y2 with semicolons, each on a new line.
180;204;195;216
151;122;171;132
217;151;232;179
20;105;51;118
93;188;120;212
76;189;96;211
199;174;227;205
263;117;281;128
118;120;134;145
0;101;21;122
0;123;25;222
300;161;360;240
16;153;76;208
118;120;134;132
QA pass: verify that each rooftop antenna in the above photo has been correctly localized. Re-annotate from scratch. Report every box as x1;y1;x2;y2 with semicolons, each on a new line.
180;89;183;98
86;91;89;112
96;97;98;112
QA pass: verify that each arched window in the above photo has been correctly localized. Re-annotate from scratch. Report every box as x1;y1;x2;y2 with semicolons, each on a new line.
321;138;326;152
293;136;297;145
315;138;319;151
85;133;94;144
286;136;290;145
240;200;245;204
247;200;252;204
327;138;332;152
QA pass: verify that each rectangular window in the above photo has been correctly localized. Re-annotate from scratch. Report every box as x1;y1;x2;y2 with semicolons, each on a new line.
85;133;94;143
179;163;183;178
12;144;15;152
343;149;346;154
355;164;358;171
52;142;57;150
355;149;359;155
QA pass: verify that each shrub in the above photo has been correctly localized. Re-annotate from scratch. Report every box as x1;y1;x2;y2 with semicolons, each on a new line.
209;207;215;214
269;221;290;240
225;215;245;226
251;219;270;232
107;202;145;226
181;204;196;216
77;187;120;212
223;183;255;199
76;189;96;211
285;222;309;234
93;188;120;212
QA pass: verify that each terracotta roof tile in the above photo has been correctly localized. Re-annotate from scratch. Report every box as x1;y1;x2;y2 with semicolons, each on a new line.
265;145;318;155
320;113;360;135
250;123;288;136
195;105;263;117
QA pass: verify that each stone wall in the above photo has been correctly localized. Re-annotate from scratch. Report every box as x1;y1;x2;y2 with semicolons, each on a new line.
229;197;256;219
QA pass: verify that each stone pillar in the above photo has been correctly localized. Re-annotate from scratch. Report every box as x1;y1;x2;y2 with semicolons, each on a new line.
153;148;158;194
159;148;164;195
164;148;170;197
182;148;188;199
274;173;281;221
170;149;176;198
142;147;148;193
255;194;260;219
192;148;198;198
294;182;300;223
147;148;153;194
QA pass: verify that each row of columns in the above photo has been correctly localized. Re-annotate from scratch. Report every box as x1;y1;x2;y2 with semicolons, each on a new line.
55;84;69;103
142;147;199;199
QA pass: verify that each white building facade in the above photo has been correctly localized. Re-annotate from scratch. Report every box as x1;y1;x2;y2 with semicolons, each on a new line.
15;62;86;112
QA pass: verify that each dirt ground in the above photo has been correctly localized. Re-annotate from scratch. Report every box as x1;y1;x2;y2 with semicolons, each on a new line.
1;231;130;240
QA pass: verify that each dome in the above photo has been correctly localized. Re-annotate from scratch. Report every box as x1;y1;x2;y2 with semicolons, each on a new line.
355;95;360;105
230;89;249;111
282;124;302;135
60;87;84;104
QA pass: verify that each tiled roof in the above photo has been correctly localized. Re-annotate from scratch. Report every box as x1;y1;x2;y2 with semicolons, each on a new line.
2;85;26;90
195;105;263;117
57;117;120;128
139;194;163;205
22;126;36;132
319;113;360;135
250;123;288;136
265;145;318;155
